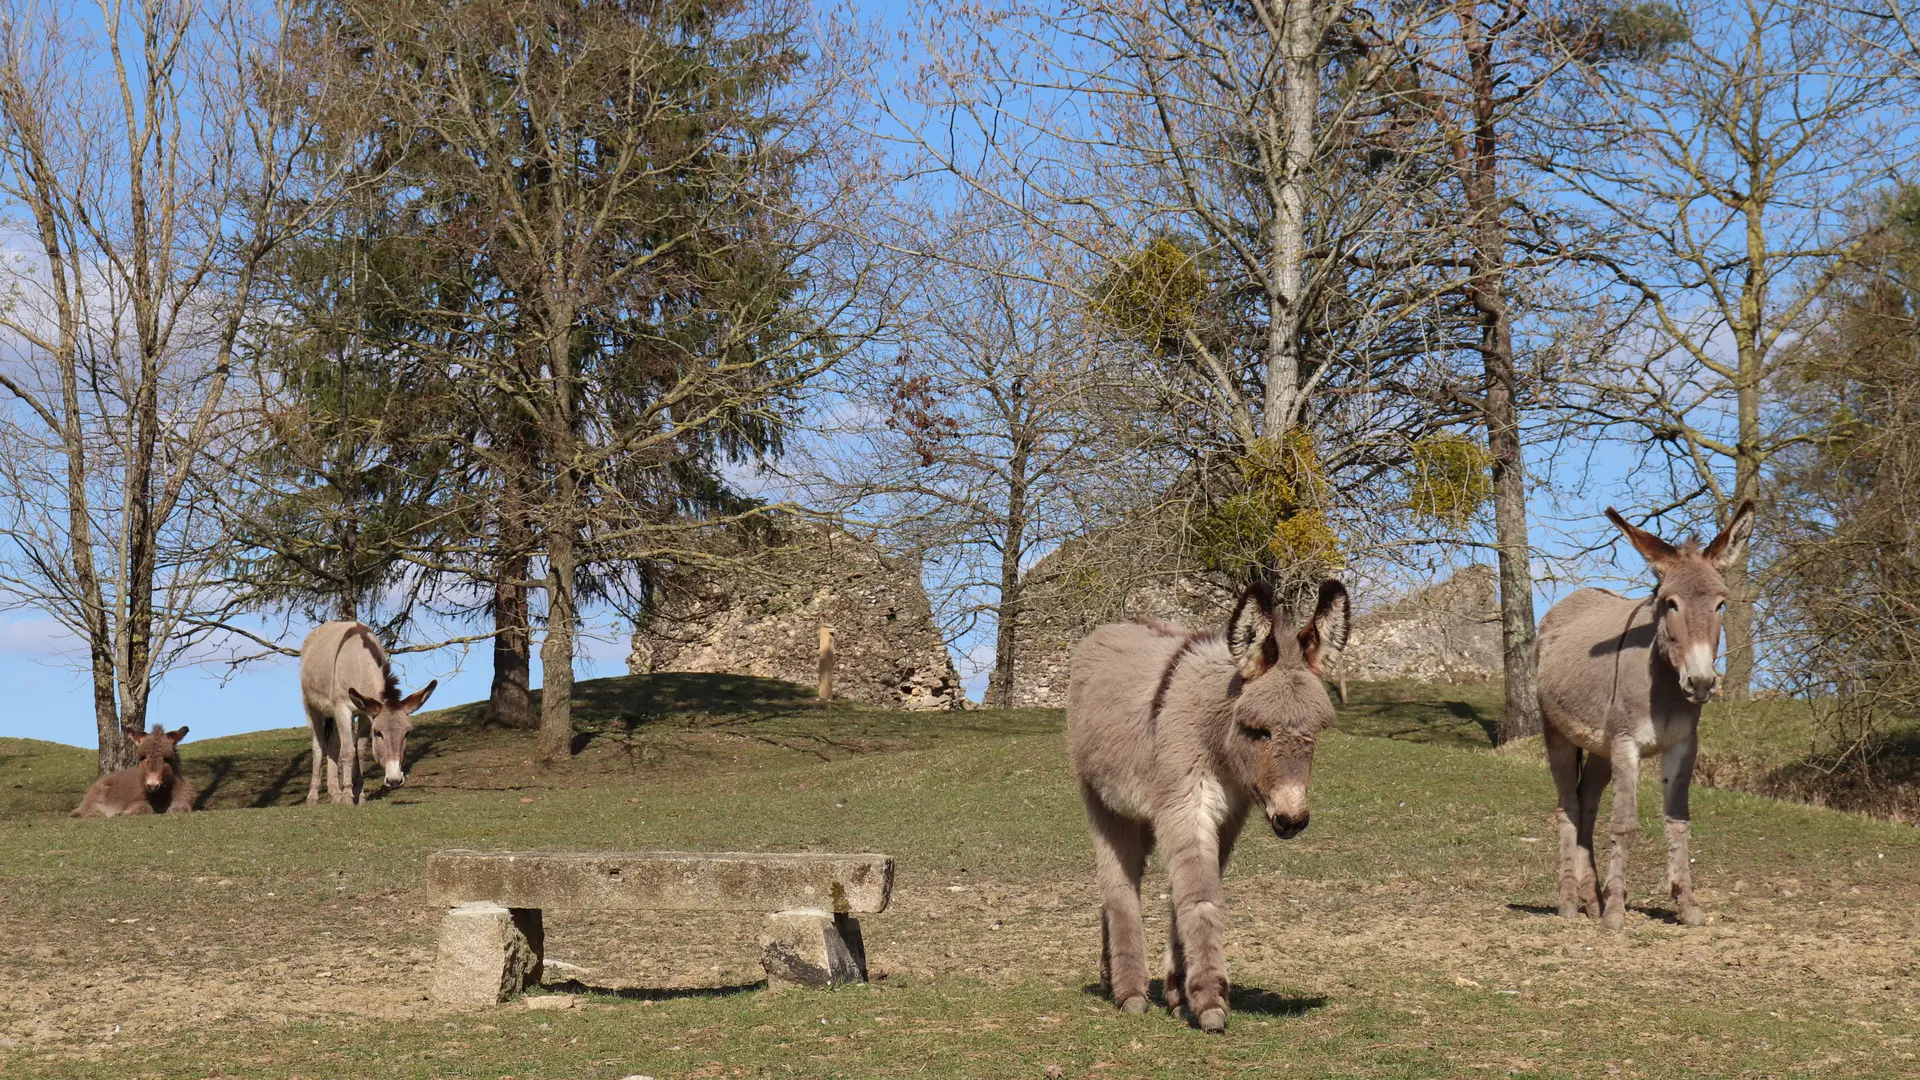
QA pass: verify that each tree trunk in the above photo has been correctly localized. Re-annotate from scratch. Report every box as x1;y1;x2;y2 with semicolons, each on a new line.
1723;392;1762;703
535;320;579;763
490;552;536;730
1724;193;1767;702
990;440;1031;709
1461;10;1541;744
1263;0;1324;438
536;532;576;762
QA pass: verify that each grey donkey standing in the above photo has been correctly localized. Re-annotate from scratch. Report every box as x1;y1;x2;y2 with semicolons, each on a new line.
1068;579;1349;1033
1536;501;1755;930
299;621;437;805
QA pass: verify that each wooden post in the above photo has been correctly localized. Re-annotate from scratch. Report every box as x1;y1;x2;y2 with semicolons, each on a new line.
817;626;836;702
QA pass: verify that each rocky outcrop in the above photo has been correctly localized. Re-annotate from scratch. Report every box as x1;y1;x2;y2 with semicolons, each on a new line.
987;560;1237;708
1340;564;1501;683
627;522;962;711
993;562;1502;707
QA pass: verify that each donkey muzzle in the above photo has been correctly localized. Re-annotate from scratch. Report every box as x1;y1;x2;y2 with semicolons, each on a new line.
382;767;406;788
1267;811;1310;839
1681;673;1718;705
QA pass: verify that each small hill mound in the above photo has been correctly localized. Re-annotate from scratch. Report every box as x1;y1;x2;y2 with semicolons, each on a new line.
1;672;1053;817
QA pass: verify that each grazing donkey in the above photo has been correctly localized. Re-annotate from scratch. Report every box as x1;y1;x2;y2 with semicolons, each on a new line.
72;724;195;817
299;621;437;805
1069;579;1349;1033
1536;501;1755;930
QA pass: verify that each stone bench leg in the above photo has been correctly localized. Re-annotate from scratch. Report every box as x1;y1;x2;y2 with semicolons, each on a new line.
760;909;867;988
431;901;544;1005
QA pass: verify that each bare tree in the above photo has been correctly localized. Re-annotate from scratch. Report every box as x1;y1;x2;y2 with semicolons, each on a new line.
885;1;1499;597
0;0;337;769
1395;2;1685;740
1539;0;1911;700
1769;187;1920;782
802;217;1111;706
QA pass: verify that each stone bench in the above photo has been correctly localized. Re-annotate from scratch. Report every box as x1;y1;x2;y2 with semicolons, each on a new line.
425;849;894;1005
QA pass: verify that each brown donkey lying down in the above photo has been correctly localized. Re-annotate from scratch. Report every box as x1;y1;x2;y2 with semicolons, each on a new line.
1069;579;1349;1033
72;724;196;817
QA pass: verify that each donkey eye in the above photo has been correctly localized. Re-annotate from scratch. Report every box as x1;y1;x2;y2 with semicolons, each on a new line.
1240;725;1272;742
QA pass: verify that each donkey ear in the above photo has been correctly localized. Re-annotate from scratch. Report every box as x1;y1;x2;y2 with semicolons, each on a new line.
1605;507;1680;576
123;722;146;742
400;679;438;714
166;726;188;744
346;688;374;714
1703;500;1756;571
1297;580;1350;677
1227;580;1278;679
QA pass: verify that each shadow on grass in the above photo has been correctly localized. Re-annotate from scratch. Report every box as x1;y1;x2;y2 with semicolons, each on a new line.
537;979;763;1002
1504;902;1564;919
1444;699;1498;744
1628;904;1689;925
1079;980;1327;1019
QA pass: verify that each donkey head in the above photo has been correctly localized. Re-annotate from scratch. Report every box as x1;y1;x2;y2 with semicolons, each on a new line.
1606;501;1756;705
124;723;187;793
1225;579;1350;840
346;680;436;788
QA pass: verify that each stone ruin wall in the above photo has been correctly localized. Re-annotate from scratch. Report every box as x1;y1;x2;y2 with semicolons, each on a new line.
993;561;1503;709
627;523;963;712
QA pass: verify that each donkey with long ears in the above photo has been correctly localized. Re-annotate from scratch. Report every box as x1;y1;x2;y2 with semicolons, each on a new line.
1536;501;1755;930
1068;579;1350;1033
299;621;437;805
72;723;195;817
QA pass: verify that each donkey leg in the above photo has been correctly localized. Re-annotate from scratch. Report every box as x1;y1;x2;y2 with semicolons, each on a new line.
1602;737;1642;931
305;719;326;806
1575;752;1612;917
1166;807;1231;1032
1163;894;1186;1014
1170;811;1246;1010
317;718;344;803
1545;726;1584;919
1662;736;1705;926
332;707;360;805
1083;787;1150;1014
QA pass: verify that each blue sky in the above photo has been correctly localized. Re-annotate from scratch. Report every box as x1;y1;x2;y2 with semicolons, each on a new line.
0;0;1715;749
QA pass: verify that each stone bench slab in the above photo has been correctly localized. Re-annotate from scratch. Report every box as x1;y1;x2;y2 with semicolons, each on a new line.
427;850;894;915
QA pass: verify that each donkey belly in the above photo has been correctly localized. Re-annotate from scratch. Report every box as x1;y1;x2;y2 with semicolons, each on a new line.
1091;774;1156;823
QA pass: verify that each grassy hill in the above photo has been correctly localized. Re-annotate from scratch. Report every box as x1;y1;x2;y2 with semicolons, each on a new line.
0;673;1914;1078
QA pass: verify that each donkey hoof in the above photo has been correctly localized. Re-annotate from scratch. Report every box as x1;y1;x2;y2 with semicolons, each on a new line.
1679;906;1707;927
1118;995;1150;1015
1197;1007;1228;1033
1557;901;1581;920
1602;908;1625;932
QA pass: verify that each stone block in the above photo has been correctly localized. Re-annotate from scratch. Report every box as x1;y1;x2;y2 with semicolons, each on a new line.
431;902;543;1006
760;909;867;988
428;851;893;915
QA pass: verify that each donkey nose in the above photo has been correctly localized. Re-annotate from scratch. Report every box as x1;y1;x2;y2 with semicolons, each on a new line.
1268;812;1309;839
1683;674;1719;703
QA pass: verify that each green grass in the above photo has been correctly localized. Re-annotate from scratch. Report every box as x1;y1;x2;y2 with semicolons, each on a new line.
2;674;1917;1078
1332;678;1504;749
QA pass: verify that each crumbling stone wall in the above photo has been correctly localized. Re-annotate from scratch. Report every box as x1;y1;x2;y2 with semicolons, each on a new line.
628;522;962;711
1340;564;1501;683
993;559;1502;708
986;547;1237;708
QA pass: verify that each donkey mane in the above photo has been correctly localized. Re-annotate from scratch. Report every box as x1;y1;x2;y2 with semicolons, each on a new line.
1146;631;1214;723
1130;617;1198;639
342;624;401;705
